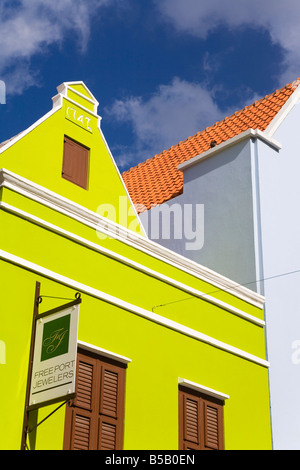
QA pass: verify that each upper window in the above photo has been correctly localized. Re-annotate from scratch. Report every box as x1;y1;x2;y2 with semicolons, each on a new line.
62;136;89;189
179;386;225;450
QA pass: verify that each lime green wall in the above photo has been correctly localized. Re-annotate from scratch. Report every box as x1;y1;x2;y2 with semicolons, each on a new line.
0;192;266;359
0;82;272;450
0;260;272;450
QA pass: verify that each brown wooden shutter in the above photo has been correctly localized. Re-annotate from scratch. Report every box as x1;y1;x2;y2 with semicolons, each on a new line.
203;399;224;450
179;387;224;450
183;394;200;446
62;136;89;189
98;363;125;450
71;409;95;450
64;350;126;450
76;356;97;411
65;354;97;450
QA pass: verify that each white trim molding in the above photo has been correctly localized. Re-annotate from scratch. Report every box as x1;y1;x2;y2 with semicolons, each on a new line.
0;168;265;310
56;81;99;108
178;378;229;401
77;340;131;364
0;201;264;327
0;249;270;368
178;128;281;172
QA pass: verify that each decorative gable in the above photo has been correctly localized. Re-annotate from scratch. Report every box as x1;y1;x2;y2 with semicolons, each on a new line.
0;81;144;235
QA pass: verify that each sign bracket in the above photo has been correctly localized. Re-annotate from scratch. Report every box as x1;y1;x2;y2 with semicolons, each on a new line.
21;281;40;450
25;398;70;438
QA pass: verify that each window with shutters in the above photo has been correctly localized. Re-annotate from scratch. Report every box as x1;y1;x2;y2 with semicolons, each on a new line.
63;350;126;450
179;387;224;450
62;136;89;189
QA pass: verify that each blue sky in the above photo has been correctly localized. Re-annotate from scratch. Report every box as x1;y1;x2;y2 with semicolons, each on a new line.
0;0;299;171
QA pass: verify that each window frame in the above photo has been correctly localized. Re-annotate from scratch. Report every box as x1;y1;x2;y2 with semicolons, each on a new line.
178;384;226;450
63;348;127;450
62;136;90;190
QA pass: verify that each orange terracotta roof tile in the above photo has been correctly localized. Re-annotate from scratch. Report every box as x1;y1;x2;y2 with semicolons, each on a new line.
122;79;300;212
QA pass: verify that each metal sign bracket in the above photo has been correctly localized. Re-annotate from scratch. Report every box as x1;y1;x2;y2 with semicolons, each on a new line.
21;282;81;450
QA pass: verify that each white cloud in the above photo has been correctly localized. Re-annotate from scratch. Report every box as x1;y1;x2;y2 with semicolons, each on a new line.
109;1;300;170
107;77;237;169
154;0;300;85
0;0;119;94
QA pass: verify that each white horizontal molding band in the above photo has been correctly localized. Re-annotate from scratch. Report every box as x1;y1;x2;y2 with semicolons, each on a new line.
0;249;269;368
178;128;282;171
57;81;99;106
66;87;97;105
0;201;264;327
0;168;265;309
62;95;100;119
77;340;131;364
178;378;230;401
52;88;100;118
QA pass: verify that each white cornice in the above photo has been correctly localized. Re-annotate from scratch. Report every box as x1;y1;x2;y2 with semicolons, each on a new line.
56;81;99;107
53;93;100;119
0;248;269;368
178;378;229;400
77;340;131;364
0;167;147;238
0;200;265;327
178;129;281;172
0;168;265;309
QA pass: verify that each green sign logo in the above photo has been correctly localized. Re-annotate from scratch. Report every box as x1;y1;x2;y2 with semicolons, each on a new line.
41;314;70;362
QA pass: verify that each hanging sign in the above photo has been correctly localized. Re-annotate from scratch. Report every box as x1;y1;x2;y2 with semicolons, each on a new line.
28;300;80;409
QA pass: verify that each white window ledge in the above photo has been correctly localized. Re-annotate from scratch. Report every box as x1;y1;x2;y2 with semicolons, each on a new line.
77;340;132;364
178;378;229;401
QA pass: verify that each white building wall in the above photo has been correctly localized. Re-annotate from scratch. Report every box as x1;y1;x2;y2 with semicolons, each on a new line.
257;101;300;449
140;139;258;291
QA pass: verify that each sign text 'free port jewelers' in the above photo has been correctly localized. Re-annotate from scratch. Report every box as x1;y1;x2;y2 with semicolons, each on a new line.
28;301;80;409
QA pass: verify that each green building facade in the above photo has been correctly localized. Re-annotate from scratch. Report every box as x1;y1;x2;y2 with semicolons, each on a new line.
0;82;271;450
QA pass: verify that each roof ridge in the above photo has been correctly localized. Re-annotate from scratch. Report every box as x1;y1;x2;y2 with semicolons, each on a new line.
122;79;300;175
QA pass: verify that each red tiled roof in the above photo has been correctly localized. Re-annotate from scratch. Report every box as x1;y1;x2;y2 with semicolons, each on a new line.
122;79;300;212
